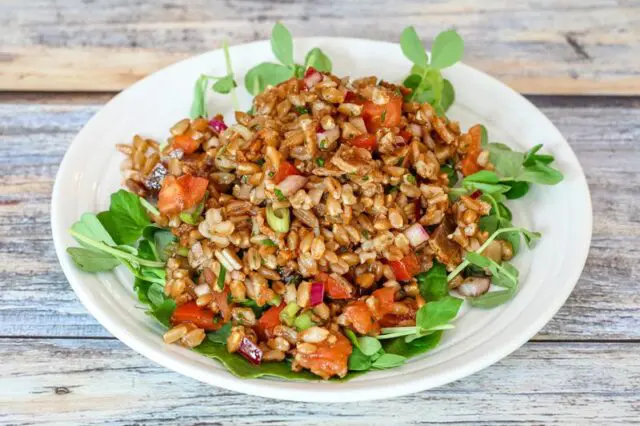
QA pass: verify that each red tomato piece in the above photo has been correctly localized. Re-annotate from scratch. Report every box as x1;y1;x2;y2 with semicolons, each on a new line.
178;174;208;208
460;124;483;176
343;301;374;335
348;134;377;151
171;302;219;331
273;161;301;184
317;272;352;299
172;130;200;154
372;287;396;319
389;252;421;281
256;302;285;339
362;94;403;132
158;175;208;215
295;332;352;379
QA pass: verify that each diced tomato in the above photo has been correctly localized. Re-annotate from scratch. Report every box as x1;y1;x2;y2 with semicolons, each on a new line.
317;272;351;299
399;129;413;143
273;161;301;184
172;130;200;154
372;287;396;319
256;302;285;339
348;134;376;151
389;252;421;281
460;124;483;176
378;298;418;328
157;174;208;215
171;302;219;331
343;301;374;334
362;94;403;132
295;332;352;379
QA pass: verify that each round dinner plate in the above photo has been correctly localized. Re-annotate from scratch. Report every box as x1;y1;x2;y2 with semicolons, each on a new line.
51;37;592;402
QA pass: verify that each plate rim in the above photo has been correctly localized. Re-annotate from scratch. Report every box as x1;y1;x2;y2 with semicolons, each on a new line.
51;36;593;402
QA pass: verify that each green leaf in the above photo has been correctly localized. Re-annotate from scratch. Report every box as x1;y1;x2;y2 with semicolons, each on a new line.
207;323;232;344
479;124;488;147
417;262;448;301
100;190;151;245
244;62;294;95
492;262;519;289
441;78;455;111
469;288;516;308
504;181;530;199
516;162;564;185
348;347;373;371
212;75;237;94
382;331;442;358
143;226;176;261
190;75;208;119
415;296;463;333
464;170;500;184
358;336;382;356
148;299;176;327
304;47;332;72
271;22;294;66
147;282;166;306
465;251;493;268
488;143;525;178
371;353;407;369
66;247;120;272
400;26;429;67
403;73;422;91
430;29;464;69
72;213;116;246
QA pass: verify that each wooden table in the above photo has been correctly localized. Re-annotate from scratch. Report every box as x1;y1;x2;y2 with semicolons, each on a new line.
1;1;639;424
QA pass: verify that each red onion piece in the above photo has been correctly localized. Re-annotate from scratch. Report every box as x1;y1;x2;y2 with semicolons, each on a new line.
304;67;322;89
470;190;482;199
238;337;263;365
277;175;308;197
404;223;430;247
310;282;325;306
317;127;340;146
209;118;228;133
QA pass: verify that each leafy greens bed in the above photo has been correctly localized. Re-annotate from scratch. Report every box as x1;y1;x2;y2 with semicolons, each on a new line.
66;23;563;381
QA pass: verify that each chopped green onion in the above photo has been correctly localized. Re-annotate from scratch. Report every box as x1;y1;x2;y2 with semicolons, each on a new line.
268;294;282;306
177;247;189;257
406;174;417;184
315;157;325;167
279;302;300;326
295;106;310;115
217;265;226;290
266;205;290;233
294;311;316;331
260;239;277;247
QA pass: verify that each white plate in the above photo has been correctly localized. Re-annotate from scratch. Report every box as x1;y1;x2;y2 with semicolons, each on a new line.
51;37;592;402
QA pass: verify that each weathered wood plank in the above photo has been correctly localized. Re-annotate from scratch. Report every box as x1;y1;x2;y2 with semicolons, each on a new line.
0;100;638;339
1;0;638;94
1;338;638;424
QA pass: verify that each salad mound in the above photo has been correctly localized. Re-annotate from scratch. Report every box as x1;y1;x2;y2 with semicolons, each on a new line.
66;23;563;380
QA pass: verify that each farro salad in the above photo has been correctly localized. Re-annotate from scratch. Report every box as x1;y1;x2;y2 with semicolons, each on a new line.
66;24;563;380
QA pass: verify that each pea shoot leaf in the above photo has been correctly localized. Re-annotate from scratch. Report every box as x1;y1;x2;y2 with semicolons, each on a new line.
416;261;448;301
430;29;464;69
271;22;294;66
212;75;237;94
400;26;429;67
244;62;294;96
66;247;120;272
304;47;332;72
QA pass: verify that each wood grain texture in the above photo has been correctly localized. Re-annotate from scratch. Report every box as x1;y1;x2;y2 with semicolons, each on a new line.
0;99;638;340
1;338;638;424
1;0;638;94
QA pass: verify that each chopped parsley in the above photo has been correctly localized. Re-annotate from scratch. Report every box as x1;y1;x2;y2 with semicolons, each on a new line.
406;174;417;184
396;156;405;166
274;188;286;201
385;185;399;194
268;171;275;177
319;139;328;149
315;157;325;167
294;106;310;115
362;176;370;181
361;230;370;239
256;158;265;166
380;109;387;122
